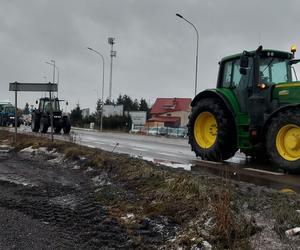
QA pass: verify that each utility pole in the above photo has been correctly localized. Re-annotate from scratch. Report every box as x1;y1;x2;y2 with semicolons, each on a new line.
108;37;116;102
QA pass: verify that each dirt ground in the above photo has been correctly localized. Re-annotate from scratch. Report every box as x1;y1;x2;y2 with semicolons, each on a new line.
0;132;300;249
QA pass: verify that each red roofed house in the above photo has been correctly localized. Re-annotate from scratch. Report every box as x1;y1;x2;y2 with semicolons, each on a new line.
147;98;192;128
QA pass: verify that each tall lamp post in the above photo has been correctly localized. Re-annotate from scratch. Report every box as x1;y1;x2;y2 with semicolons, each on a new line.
87;47;105;132
45;59;56;141
108;37;116;102
45;60;59;95
176;13;199;96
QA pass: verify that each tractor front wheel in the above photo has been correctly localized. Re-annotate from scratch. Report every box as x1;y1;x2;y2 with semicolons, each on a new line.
266;110;300;172
188;98;237;161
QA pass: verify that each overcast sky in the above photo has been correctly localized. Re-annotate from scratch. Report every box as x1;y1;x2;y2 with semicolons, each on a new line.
1;0;300;111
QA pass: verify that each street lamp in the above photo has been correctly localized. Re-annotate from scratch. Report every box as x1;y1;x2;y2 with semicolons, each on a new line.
176;13;199;96
45;61;59;84
87;47;105;132
108;37;116;102
45;59;56;141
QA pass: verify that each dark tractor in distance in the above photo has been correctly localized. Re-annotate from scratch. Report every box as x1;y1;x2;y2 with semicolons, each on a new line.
0;104;21;127
188;45;300;172
31;97;71;134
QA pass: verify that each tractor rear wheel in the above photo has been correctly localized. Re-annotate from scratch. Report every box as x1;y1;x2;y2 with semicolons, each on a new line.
188;98;237;161
54;127;62;134
63;118;71;134
266;109;300;172
40;118;49;133
31;114;40;132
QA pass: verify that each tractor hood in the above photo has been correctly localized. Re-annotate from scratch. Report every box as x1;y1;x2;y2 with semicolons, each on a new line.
273;81;300;104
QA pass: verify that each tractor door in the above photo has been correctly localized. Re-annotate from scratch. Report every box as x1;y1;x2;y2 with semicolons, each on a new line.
220;58;253;113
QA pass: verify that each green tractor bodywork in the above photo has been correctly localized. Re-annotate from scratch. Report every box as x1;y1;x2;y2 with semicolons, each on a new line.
189;46;300;172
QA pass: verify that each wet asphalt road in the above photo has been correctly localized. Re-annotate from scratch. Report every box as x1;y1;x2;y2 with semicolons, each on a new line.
15;126;246;166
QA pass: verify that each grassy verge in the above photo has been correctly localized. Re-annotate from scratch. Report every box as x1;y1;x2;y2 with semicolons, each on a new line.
0;130;258;249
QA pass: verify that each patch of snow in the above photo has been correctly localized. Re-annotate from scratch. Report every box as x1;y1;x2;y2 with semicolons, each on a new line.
0;174;36;187
72;165;81;170
92;175;111;186
201;241;212;250
20;146;36;153
121;213;135;221
159;162;192;171
48;154;64;164
86;167;94;172
286;227;300;237
141;156;191;170
49;194;77;210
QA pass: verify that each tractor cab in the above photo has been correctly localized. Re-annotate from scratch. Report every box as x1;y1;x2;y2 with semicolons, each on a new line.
38;97;61;113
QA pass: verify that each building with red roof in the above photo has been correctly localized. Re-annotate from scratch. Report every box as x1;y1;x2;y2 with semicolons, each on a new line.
147;97;191;127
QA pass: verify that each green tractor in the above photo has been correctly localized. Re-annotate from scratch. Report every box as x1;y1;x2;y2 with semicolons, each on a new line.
31;97;71;134
188;45;300;172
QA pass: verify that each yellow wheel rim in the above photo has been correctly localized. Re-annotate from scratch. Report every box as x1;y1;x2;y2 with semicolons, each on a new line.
194;112;217;149
276;124;300;161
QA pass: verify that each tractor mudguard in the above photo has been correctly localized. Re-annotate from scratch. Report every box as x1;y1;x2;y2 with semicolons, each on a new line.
263;103;300;134
191;89;237;120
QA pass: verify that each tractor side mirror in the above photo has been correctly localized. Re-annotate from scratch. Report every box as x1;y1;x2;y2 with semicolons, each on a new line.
240;55;249;68
240;55;249;75
66;101;68;106
35;100;38;104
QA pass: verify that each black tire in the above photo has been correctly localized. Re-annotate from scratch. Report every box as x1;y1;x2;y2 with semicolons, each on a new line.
266;109;300;173
40;118;49;133
63;118;71;134
31;114;40;132
188;98;237;161
54;126;62;134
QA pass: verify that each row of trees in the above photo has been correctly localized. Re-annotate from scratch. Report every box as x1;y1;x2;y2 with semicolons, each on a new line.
70;95;150;130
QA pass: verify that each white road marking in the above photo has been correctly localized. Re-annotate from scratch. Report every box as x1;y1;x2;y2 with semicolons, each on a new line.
244;168;285;176
132;147;149;152
159;152;179;157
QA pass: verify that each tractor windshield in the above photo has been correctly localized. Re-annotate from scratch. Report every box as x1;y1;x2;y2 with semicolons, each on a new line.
259;57;292;84
4;107;15;113
44;100;60;112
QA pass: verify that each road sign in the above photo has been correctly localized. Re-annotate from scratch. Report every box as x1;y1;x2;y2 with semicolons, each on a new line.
8;81;58;143
9;82;57;92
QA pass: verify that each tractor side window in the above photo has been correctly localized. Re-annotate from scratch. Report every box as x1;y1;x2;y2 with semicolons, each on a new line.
232;60;242;87
44;101;51;112
222;61;232;87
221;60;243;88
39;100;44;110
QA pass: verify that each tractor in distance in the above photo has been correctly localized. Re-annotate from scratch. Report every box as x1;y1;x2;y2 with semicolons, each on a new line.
31;97;71;134
0;103;21;127
188;45;300;172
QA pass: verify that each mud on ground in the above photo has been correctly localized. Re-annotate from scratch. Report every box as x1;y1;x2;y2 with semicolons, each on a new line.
0;131;300;249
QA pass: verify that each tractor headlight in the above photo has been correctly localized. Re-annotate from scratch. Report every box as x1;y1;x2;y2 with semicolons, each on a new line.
53;115;61;119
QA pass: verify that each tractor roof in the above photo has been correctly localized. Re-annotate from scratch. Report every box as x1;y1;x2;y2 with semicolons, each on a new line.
39;97;59;101
220;49;293;63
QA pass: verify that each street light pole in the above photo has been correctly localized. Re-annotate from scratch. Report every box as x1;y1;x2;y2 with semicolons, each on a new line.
45;61;59;95
87;47;105;132
176;13;199;96
108;37;116;102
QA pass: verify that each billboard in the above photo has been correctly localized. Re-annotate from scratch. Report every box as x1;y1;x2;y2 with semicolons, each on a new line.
129;111;147;125
103;105;123;117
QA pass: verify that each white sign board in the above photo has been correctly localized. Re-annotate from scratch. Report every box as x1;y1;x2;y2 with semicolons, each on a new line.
103;105;123;117
129;111;147;125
